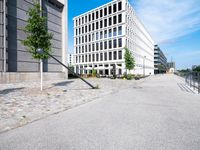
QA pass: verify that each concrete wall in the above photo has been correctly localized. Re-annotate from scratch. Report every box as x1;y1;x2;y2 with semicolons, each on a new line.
7;0;63;72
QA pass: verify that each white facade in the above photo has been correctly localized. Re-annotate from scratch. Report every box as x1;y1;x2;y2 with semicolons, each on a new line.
68;53;75;66
73;0;154;76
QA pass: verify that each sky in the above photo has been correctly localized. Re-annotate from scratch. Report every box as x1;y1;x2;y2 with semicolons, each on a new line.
68;0;200;70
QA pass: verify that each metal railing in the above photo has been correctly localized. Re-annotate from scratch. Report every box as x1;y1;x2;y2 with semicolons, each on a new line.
185;72;200;94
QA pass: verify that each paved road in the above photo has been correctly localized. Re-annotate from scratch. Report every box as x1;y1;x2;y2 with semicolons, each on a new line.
0;74;200;150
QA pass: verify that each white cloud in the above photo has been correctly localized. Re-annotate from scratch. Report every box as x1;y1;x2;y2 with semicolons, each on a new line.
132;0;200;44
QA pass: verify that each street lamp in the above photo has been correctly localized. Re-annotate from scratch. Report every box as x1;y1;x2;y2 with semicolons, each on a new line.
143;56;146;76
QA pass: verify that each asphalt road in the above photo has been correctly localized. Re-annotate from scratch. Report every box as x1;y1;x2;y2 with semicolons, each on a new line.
1;74;200;150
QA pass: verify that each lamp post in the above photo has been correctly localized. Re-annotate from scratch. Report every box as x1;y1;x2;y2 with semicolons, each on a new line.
143;56;146;76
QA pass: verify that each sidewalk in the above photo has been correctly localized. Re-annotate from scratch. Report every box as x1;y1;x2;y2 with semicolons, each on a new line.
0;77;144;133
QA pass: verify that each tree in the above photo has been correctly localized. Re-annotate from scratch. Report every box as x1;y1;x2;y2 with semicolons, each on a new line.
22;2;53;59
124;47;135;73
22;1;53;90
193;66;200;72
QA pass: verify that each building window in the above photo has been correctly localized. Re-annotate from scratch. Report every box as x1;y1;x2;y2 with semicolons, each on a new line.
82;27;84;33
113;39;117;48
104;52;107;61
92;12;95;20
96;32;99;40
113;51;117;60
118;26;122;35
92;33;95;41
109;29;112;37
82;46;84;53
118;50;122;59
89;54;91;62
85;16;87;23
82;17;84;24
92;43;95;51
100;9;103;17
85;45;87;52
118;14;122;23
100;53;103;61
85;25;87;33
104;41;107;49
93;54;95;61
82;36;84;43
104;7;107;16
100;20;103;28
109;5;112;14
89;14;91;21
85;55;87;62
109;17;112;26
113;27;117;36
76;29;77;35
85;35;87;42
96;43;99;51
113;16;117;24
113;4;117;13
79;28;81;34
100;42;103;50
109;52;112;60
96;54;99;61
100;31;103;39
89;34;91;42
76;47;78;53
79;47;81;53
79;18;81;25
76;20;78;26
109;40;112;49
118;38;122;47
104;30;107;38
96;11;99;19
89;44;91;52
96;22;99;30
82;55;84;63
104;19;107;27
118;1;122;11
89;24;91;31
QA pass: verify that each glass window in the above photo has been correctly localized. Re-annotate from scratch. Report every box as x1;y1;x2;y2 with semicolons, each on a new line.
118;38;122;47
104;30;107;38
76;47;78;53
89;54;91;62
113;39;117;48
118;51;122;59
113;4;117;13
92;23;95;30
118;14;122;23
92;43;95;51
82;36;84;43
96;32;99;40
96;22;99;30
109;29;112;37
113;16;117;24
118;2;122;11
82;17;84;24
79;18;81;25
79;46;81;53
109;52;112;60
104;41;107;49
85;55;87;62
96;11;99;19
85;25;87;33
104;52;107;61
82;55;84;63
100;31;103;39
100;20;103;28
76;29;77;35
100;53;103;61
100;9;103;17
93;54;95;61
92;12;95;20
96;43;99;51
113;27;117;36
92;33;95;41
79;28;81;34
85;45;87;52
113;51;117;60
89;14;91;21
118;26;122;35
85;16;87;23
109;40;112;49
82;46;84;53
109;5;112;14
89;24;91;32
96;54;99;61
109;17;112;26
85;35;87;42
82;27;84;33
89;44;91;52
104;7;107;16
104;19;107;27
100;42;103;50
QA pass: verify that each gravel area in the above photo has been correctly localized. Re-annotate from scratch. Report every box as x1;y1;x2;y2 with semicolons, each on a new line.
0;77;145;133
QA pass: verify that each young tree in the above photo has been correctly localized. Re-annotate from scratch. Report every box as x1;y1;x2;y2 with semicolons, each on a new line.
22;1;53;90
124;47;135;73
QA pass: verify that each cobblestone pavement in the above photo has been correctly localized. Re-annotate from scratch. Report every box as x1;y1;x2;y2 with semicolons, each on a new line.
0;77;145;133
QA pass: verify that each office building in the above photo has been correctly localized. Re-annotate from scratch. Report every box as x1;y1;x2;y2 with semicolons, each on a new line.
0;0;67;83
73;0;154;76
68;53;75;66
154;45;167;74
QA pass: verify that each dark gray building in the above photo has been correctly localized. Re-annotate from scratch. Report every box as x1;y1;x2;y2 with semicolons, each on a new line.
154;45;167;74
0;0;67;83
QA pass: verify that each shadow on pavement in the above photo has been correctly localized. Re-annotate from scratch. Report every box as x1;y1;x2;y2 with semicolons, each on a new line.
0;87;25;95
177;83;195;94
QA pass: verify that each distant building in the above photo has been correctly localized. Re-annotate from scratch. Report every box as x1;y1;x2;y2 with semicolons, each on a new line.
73;0;155;76
68;53;75;66
154;45;167;74
167;62;176;73
0;0;68;83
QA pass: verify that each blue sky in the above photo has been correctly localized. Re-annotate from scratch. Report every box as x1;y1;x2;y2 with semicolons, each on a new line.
68;0;200;70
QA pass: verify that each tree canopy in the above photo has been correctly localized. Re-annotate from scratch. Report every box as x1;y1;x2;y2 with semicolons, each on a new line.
22;2;53;60
124;47;135;72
